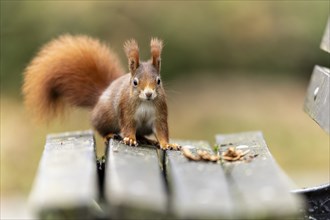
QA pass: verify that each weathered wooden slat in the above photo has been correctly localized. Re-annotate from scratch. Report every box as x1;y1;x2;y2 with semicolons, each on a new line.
165;140;234;219
216;131;305;219
320;17;330;53
104;139;167;219
29;130;99;219
304;65;330;134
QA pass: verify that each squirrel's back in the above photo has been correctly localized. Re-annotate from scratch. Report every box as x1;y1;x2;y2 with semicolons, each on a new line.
23;35;124;121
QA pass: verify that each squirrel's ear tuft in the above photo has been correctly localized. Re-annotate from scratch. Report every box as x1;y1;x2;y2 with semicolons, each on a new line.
150;38;163;72
124;39;139;74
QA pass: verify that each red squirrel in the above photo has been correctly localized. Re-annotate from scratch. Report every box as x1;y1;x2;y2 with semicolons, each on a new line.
23;35;180;150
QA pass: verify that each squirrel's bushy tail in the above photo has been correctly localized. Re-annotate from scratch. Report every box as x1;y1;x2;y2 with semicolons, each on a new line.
23;35;124;121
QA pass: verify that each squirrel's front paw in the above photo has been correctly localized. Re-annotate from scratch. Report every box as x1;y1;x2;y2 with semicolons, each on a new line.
160;143;181;151
122;137;138;147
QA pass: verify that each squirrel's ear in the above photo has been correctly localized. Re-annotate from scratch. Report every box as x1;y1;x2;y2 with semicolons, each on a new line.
150;38;163;72
124;39;139;74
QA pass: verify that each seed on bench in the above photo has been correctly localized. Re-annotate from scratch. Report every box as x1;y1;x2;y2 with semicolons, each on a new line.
222;147;251;162
182;148;201;161
209;155;220;162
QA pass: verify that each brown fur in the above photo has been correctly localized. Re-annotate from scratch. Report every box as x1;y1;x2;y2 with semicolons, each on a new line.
154;94;169;146
124;39;139;74
23;36;179;150
23;35;124;121
150;38;163;71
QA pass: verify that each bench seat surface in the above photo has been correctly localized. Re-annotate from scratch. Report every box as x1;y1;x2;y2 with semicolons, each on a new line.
30;130;304;219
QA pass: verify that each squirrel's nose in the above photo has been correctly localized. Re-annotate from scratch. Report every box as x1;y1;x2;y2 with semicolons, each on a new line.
145;92;152;99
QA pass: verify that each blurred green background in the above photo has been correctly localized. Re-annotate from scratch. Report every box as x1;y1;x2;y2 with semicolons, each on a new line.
1;0;329;206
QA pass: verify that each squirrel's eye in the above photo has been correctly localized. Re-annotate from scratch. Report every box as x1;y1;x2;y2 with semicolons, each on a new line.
157;78;161;85
133;78;138;86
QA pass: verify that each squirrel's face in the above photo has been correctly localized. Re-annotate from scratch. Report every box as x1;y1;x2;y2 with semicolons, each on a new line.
124;37;164;102
131;62;162;101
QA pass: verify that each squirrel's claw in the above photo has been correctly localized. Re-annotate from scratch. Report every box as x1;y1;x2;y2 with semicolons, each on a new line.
122;137;138;147
160;143;182;151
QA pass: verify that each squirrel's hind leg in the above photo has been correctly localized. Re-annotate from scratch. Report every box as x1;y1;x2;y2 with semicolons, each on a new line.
103;133;122;144
137;136;160;147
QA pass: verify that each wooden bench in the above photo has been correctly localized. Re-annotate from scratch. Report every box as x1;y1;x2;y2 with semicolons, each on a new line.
29;131;305;219
29;131;99;219
29;18;329;220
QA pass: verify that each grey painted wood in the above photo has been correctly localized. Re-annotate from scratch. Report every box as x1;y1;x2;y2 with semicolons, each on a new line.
166;140;234;219
321;17;330;53
29;130;98;219
105;139;167;219
304;65;330;134
216;131;305;219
